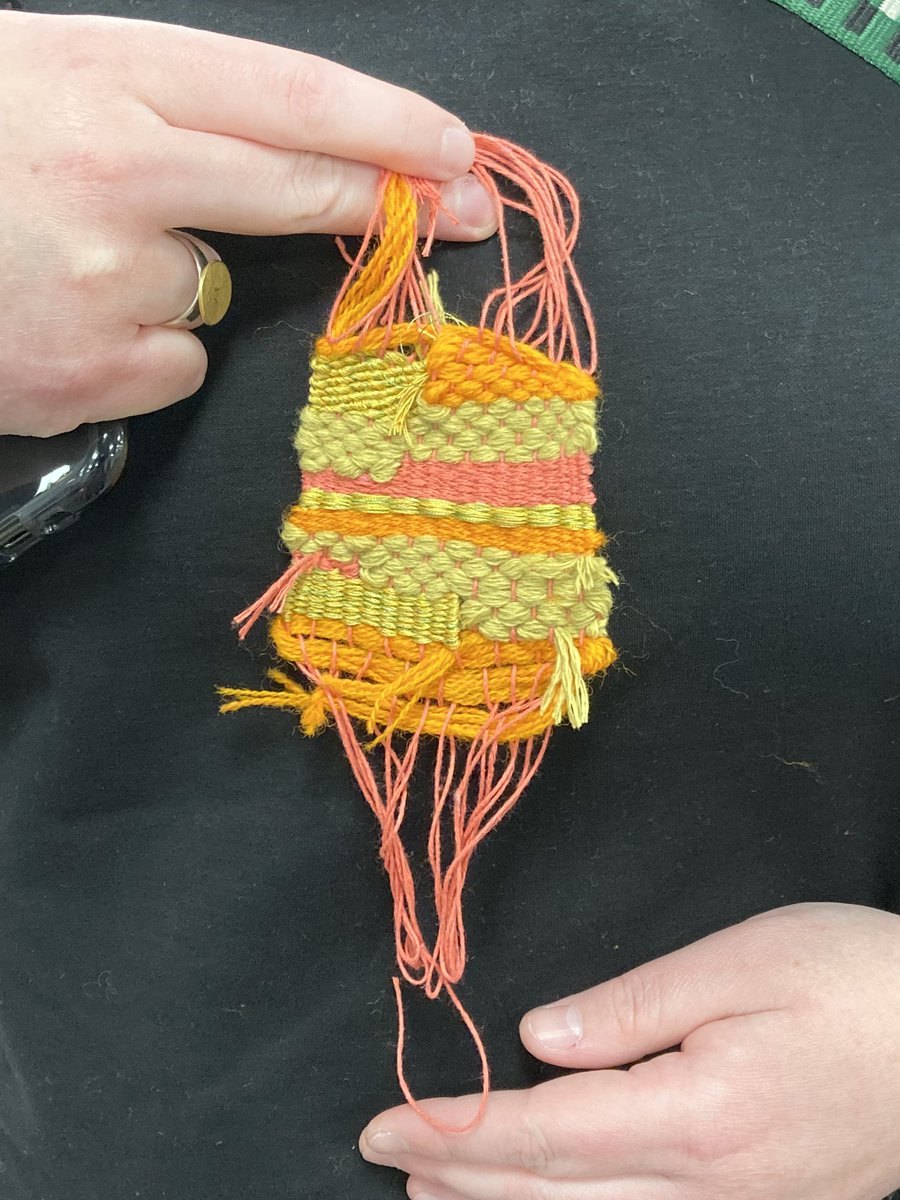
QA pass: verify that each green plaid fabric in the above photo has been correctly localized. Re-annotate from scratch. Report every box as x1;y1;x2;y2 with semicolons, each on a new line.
770;0;900;82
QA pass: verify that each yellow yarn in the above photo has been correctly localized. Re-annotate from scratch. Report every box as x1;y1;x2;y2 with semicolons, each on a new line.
308;351;428;419
284;531;616;597
286;506;604;557
540;627;590;727
282;568;461;646
294;396;598;481
296;487;596;530
280;531;615;642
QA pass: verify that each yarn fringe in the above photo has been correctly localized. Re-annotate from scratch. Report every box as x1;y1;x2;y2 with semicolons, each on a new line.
221;657;553;1133
325;133;597;373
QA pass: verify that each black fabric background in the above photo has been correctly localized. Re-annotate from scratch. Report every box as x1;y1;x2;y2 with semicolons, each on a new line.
1;2;898;1197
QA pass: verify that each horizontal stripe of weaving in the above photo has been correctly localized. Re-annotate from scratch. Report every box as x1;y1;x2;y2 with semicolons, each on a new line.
302;452;595;507
279;615;613;668
294;397;598;480
308;350;427;416
295;487;596;530
286;507;605;555
267;614;618;741
312;324;599;406
282;532;607;586
281;530;615;627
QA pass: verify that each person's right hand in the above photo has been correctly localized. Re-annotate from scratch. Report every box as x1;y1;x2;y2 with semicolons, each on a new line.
0;11;496;437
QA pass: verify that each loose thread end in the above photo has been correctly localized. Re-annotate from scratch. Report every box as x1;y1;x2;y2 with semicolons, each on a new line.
388;364;428;444
541;627;590;728
232;553;313;641
392;975;490;1135
216;672;332;735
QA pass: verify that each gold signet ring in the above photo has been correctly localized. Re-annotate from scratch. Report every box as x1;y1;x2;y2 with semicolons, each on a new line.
162;230;233;330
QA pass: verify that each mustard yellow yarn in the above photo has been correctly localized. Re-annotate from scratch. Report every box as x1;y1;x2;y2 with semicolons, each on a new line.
294;397;598;481
283;569;461;647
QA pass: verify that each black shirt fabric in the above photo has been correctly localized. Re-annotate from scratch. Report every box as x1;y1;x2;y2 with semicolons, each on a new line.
1;2;898;1197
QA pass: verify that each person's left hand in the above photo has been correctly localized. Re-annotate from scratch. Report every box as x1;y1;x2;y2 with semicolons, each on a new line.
359;902;900;1200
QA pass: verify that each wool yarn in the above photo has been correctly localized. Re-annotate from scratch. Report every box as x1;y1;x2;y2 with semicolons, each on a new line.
220;134;616;1131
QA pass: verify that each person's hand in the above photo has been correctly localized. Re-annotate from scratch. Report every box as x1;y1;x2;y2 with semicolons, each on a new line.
360;902;900;1200
0;12;495;436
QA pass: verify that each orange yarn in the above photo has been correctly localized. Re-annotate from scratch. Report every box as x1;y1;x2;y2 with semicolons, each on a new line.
278;613;615;670
220;613;617;740
422;325;598;407
314;321;432;360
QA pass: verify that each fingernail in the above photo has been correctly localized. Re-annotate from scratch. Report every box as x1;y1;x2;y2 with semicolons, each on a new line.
527;1003;583;1049
440;125;475;176
444;175;497;234
360;1128;410;1160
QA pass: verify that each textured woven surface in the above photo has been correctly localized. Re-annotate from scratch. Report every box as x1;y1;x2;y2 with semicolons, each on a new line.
268;313;616;741
770;0;900;82
295;396;597;476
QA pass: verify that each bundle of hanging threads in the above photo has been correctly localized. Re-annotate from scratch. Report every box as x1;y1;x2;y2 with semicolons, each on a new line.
220;133;617;1132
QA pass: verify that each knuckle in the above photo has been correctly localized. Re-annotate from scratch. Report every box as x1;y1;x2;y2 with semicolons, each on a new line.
63;238;135;301
284;152;340;230
38;17;114;76
394;104;419;157
671;1075;766;1168
676;1114;746;1168
608;968;662;1046
48;133;137;197
510;1108;555;1175
280;60;332;135
744;901;837;933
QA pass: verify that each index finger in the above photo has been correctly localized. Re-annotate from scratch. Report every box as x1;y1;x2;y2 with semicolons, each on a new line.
107;17;475;179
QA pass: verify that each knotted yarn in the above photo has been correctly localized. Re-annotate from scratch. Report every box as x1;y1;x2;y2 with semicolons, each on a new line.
220;133;617;1132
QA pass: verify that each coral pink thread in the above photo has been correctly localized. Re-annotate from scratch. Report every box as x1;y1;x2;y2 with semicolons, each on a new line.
291;648;551;1134
304;452;596;507
233;551;358;640
324;135;597;373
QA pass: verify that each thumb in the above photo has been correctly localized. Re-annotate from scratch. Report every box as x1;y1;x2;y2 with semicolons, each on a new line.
520;908;798;1069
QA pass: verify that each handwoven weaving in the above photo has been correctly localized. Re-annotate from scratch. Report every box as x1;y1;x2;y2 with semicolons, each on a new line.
221;134;616;1129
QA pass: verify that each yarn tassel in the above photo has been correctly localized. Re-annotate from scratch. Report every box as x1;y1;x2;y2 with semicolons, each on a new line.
541;627;590;727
